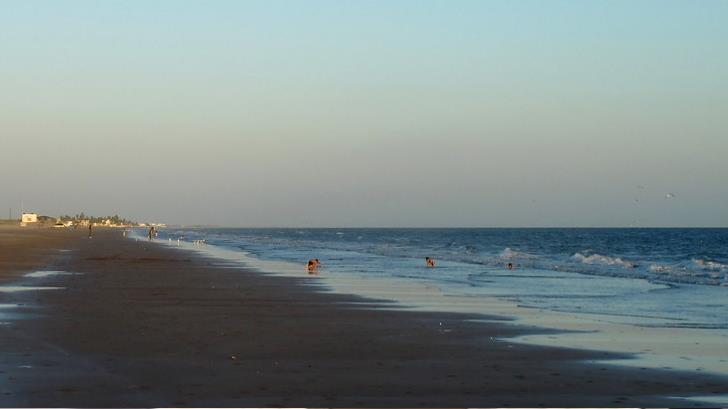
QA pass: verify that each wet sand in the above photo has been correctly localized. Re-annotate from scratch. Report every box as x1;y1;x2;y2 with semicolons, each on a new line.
1;227;727;407
0;225;76;283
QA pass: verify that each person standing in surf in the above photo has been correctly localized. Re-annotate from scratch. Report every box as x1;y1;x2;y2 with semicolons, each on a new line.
425;257;435;267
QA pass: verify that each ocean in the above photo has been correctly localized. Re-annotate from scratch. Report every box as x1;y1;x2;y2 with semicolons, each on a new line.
154;228;727;327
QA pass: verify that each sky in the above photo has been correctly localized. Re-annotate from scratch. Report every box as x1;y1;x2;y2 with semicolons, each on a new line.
1;0;727;227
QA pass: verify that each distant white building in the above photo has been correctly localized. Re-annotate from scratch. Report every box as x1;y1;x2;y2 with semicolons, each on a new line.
21;213;38;223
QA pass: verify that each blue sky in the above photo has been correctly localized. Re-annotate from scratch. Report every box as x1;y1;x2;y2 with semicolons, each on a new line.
1;1;727;226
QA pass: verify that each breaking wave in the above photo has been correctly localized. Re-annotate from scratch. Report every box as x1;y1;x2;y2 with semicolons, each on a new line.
692;258;728;271
499;247;537;259
648;259;728;285
571;252;637;269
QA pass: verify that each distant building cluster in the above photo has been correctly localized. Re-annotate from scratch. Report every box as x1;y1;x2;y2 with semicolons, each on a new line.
18;212;164;229
20;212;38;226
138;223;167;228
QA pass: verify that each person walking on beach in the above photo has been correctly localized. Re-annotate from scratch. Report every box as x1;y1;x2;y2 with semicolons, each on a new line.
425;257;435;267
148;226;155;241
88;223;93;239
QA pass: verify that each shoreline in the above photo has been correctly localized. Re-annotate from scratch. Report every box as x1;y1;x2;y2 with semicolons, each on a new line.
153;230;728;377
0;228;727;406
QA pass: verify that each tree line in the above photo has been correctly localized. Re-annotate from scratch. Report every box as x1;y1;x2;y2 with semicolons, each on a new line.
58;213;136;225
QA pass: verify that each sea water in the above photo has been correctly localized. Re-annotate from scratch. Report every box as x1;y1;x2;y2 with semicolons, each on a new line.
148;228;728;374
156;228;727;326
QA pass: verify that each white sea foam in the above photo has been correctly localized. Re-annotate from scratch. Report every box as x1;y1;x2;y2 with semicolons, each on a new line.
647;264;699;281
650;260;727;279
499;247;536;259
649;264;676;274
692;258;728;271
572;252;635;268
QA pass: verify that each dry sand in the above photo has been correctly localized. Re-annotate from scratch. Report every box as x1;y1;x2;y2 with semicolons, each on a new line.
0;226;726;407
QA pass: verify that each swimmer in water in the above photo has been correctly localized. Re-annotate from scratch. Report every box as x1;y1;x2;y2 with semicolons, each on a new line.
425;257;435;267
307;259;320;274
507;262;513;270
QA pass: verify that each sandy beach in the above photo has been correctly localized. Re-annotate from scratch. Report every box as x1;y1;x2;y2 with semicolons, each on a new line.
0;225;75;283
0;226;726;407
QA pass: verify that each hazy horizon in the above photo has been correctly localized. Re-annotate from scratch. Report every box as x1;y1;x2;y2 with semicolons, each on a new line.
2;1;727;227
